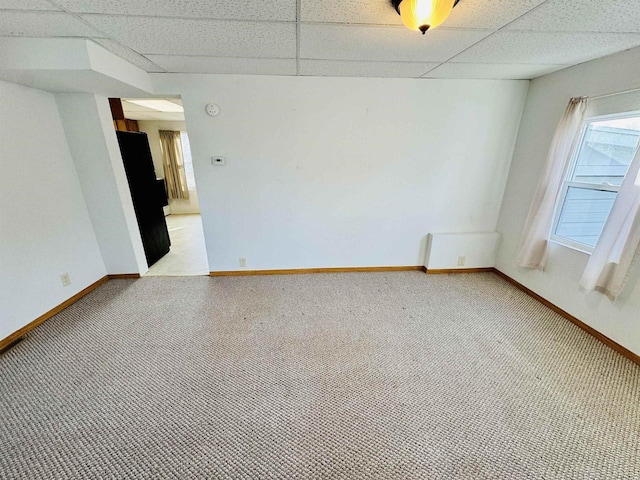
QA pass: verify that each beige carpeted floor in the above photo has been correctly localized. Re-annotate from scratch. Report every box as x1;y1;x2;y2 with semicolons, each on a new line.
1;272;638;479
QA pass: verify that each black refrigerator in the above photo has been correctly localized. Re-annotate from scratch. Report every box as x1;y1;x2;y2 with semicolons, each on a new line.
116;131;170;267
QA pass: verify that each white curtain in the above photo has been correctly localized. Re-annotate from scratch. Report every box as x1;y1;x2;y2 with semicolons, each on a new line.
579;148;640;300
516;97;588;270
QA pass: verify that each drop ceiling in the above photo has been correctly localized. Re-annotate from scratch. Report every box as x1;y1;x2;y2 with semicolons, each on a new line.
1;0;640;80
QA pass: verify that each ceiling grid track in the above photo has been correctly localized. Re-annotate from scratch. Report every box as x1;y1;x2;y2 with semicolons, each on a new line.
296;0;302;75
2;0;640;79
43;0;167;73
420;0;553;78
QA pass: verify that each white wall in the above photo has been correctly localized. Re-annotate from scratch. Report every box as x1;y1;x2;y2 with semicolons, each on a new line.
496;46;640;357
153;75;529;272
0;81;107;341
167;189;200;215
56;94;148;275
137;120;201;214
426;233;500;270
137;120;184;178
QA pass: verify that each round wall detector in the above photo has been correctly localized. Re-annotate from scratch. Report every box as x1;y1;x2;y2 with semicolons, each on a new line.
205;103;220;117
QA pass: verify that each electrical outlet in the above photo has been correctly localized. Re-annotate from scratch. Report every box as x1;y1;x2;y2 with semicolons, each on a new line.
457;256;466;267
239;257;247;268
60;273;71;287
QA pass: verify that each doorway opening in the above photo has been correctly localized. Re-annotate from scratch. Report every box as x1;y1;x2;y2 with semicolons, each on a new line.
110;97;209;276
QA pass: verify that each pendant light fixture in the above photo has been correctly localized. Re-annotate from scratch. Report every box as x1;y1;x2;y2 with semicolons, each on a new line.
391;0;461;35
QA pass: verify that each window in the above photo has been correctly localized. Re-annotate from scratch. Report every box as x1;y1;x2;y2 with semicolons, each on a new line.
551;113;640;253
179;131;196;190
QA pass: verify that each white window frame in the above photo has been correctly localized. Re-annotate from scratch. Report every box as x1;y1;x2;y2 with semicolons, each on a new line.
549;111;640;254
179;131;197;191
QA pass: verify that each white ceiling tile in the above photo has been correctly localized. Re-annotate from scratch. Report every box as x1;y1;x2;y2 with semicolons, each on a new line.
301;0;401;25
301;0;548;29
453;31;640;65
444;0;547;29
300;24;491;62
92;39;166;72
299;59;438;77
424;62;567;80
56;0;297;21
0;0;59;10
507;0;640;33
82;15;297;58
147;55;297;75
0;11;101;37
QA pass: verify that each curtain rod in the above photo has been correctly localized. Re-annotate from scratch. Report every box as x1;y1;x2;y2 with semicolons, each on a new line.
588;86;640;101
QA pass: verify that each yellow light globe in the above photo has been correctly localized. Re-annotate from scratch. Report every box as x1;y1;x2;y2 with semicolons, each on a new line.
398;0;456;34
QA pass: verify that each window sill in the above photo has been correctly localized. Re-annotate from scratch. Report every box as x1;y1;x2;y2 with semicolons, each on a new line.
549;237;593;256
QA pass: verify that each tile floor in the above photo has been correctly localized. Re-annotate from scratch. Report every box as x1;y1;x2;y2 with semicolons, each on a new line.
146;214;209;276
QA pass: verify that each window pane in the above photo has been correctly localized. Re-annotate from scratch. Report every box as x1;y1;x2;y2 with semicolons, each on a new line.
555;187;617;248
572;116;640;186
180;131;197;190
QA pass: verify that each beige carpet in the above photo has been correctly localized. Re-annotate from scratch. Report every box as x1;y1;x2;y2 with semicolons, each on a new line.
1;272;638;479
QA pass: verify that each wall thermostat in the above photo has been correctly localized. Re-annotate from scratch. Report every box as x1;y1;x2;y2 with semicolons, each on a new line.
205;103;220;117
